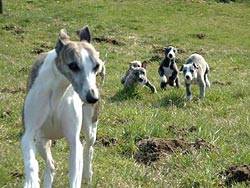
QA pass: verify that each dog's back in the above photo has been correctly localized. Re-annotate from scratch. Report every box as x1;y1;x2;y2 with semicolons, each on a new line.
186;53;209;74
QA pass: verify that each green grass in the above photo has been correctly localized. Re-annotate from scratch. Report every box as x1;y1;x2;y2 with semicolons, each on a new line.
1;0;250;187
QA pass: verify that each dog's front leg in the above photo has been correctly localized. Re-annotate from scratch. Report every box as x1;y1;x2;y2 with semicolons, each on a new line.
36;134;55;188
22;92;51;188
67;136;83;188
145;80;157;93
21;130;40;188
185;83;192;101
81;104;98;182
158;66;167;89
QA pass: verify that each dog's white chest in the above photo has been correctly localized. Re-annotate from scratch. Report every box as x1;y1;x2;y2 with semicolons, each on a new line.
163;66;174;78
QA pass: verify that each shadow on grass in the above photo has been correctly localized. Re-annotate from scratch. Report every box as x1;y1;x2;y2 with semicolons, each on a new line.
109;87;143;102
155;90;185;109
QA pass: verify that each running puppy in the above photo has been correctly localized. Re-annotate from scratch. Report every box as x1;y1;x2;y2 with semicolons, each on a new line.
121;61;157;93
158;46;180;89
180;53;211;101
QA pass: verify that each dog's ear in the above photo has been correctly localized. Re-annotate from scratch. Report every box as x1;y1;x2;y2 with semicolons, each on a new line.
76;25;91;43
56;29;69;54
179;65;184;72
174;47;177;54
193;62;199;69
142;61;147;69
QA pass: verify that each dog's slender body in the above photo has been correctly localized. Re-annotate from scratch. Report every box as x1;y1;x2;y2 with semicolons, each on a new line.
158;46;180;89
21;26;104;188
121;61;157;93
180;53;210;101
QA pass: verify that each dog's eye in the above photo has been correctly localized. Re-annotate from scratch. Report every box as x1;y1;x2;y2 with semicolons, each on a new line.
190;69;194;73
173;49;177;53
69;62;80;72
93;64;100;73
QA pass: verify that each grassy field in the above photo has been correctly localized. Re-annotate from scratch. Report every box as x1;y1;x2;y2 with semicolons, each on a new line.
1;0;250;187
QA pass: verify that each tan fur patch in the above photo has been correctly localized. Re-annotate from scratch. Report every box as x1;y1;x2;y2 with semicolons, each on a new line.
27;52;48;91
92;100;100;123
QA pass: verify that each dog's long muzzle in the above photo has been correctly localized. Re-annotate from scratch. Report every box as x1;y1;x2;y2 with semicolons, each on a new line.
86;89;99;104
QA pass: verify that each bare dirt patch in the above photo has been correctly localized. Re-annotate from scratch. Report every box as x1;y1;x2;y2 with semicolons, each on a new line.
31;43;51;54
96;135;118;147
2;25;25;34
167;125;197;137
93;36;124;46
212;81;232;86
220;164;250;186
135;137;215;165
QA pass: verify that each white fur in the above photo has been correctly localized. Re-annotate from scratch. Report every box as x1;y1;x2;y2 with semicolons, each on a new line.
22;31;101;188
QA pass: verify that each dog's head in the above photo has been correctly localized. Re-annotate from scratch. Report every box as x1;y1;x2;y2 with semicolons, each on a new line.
130;61;148;85
129;60;142;69
55;26;104;104
180;63;199;84
165;46;177;60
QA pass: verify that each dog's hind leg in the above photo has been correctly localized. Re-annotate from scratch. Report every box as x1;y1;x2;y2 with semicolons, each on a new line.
81;103;99;182
199;80;206;100
36;134;55;188
204;73;210;88
175;76;181;88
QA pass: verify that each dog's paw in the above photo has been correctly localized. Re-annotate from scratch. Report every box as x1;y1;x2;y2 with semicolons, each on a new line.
185;95;193;101
160;82;167;89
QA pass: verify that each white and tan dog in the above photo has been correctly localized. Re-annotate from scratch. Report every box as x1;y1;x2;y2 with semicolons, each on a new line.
21;26;104;188
180;53;210;101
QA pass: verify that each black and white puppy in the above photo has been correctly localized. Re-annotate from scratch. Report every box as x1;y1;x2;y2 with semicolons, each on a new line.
180;53;211;101
121;61;157;93
158;46;180;89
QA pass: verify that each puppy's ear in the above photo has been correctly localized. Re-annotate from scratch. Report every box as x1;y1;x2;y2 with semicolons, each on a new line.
142;61;147;69
179;65;184;72
193;62;199;69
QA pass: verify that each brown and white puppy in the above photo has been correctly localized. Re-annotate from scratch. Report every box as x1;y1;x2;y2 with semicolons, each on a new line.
180;53;210;101
121;61;157;93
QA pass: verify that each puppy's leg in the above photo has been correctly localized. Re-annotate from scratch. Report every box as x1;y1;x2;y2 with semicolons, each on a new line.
175;76;181;88
145;80;157;93
204;73;210;88
158;66;167;89
199;80;206;100
82;104;98;182
185;83;192;101
36;135;55;188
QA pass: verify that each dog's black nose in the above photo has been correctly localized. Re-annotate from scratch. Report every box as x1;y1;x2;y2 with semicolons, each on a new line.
86;89;99;104
186;75;190;80
139;78;144;82
168;53;173;58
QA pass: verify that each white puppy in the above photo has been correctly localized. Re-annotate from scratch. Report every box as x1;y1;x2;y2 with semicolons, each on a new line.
180;53;210;101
